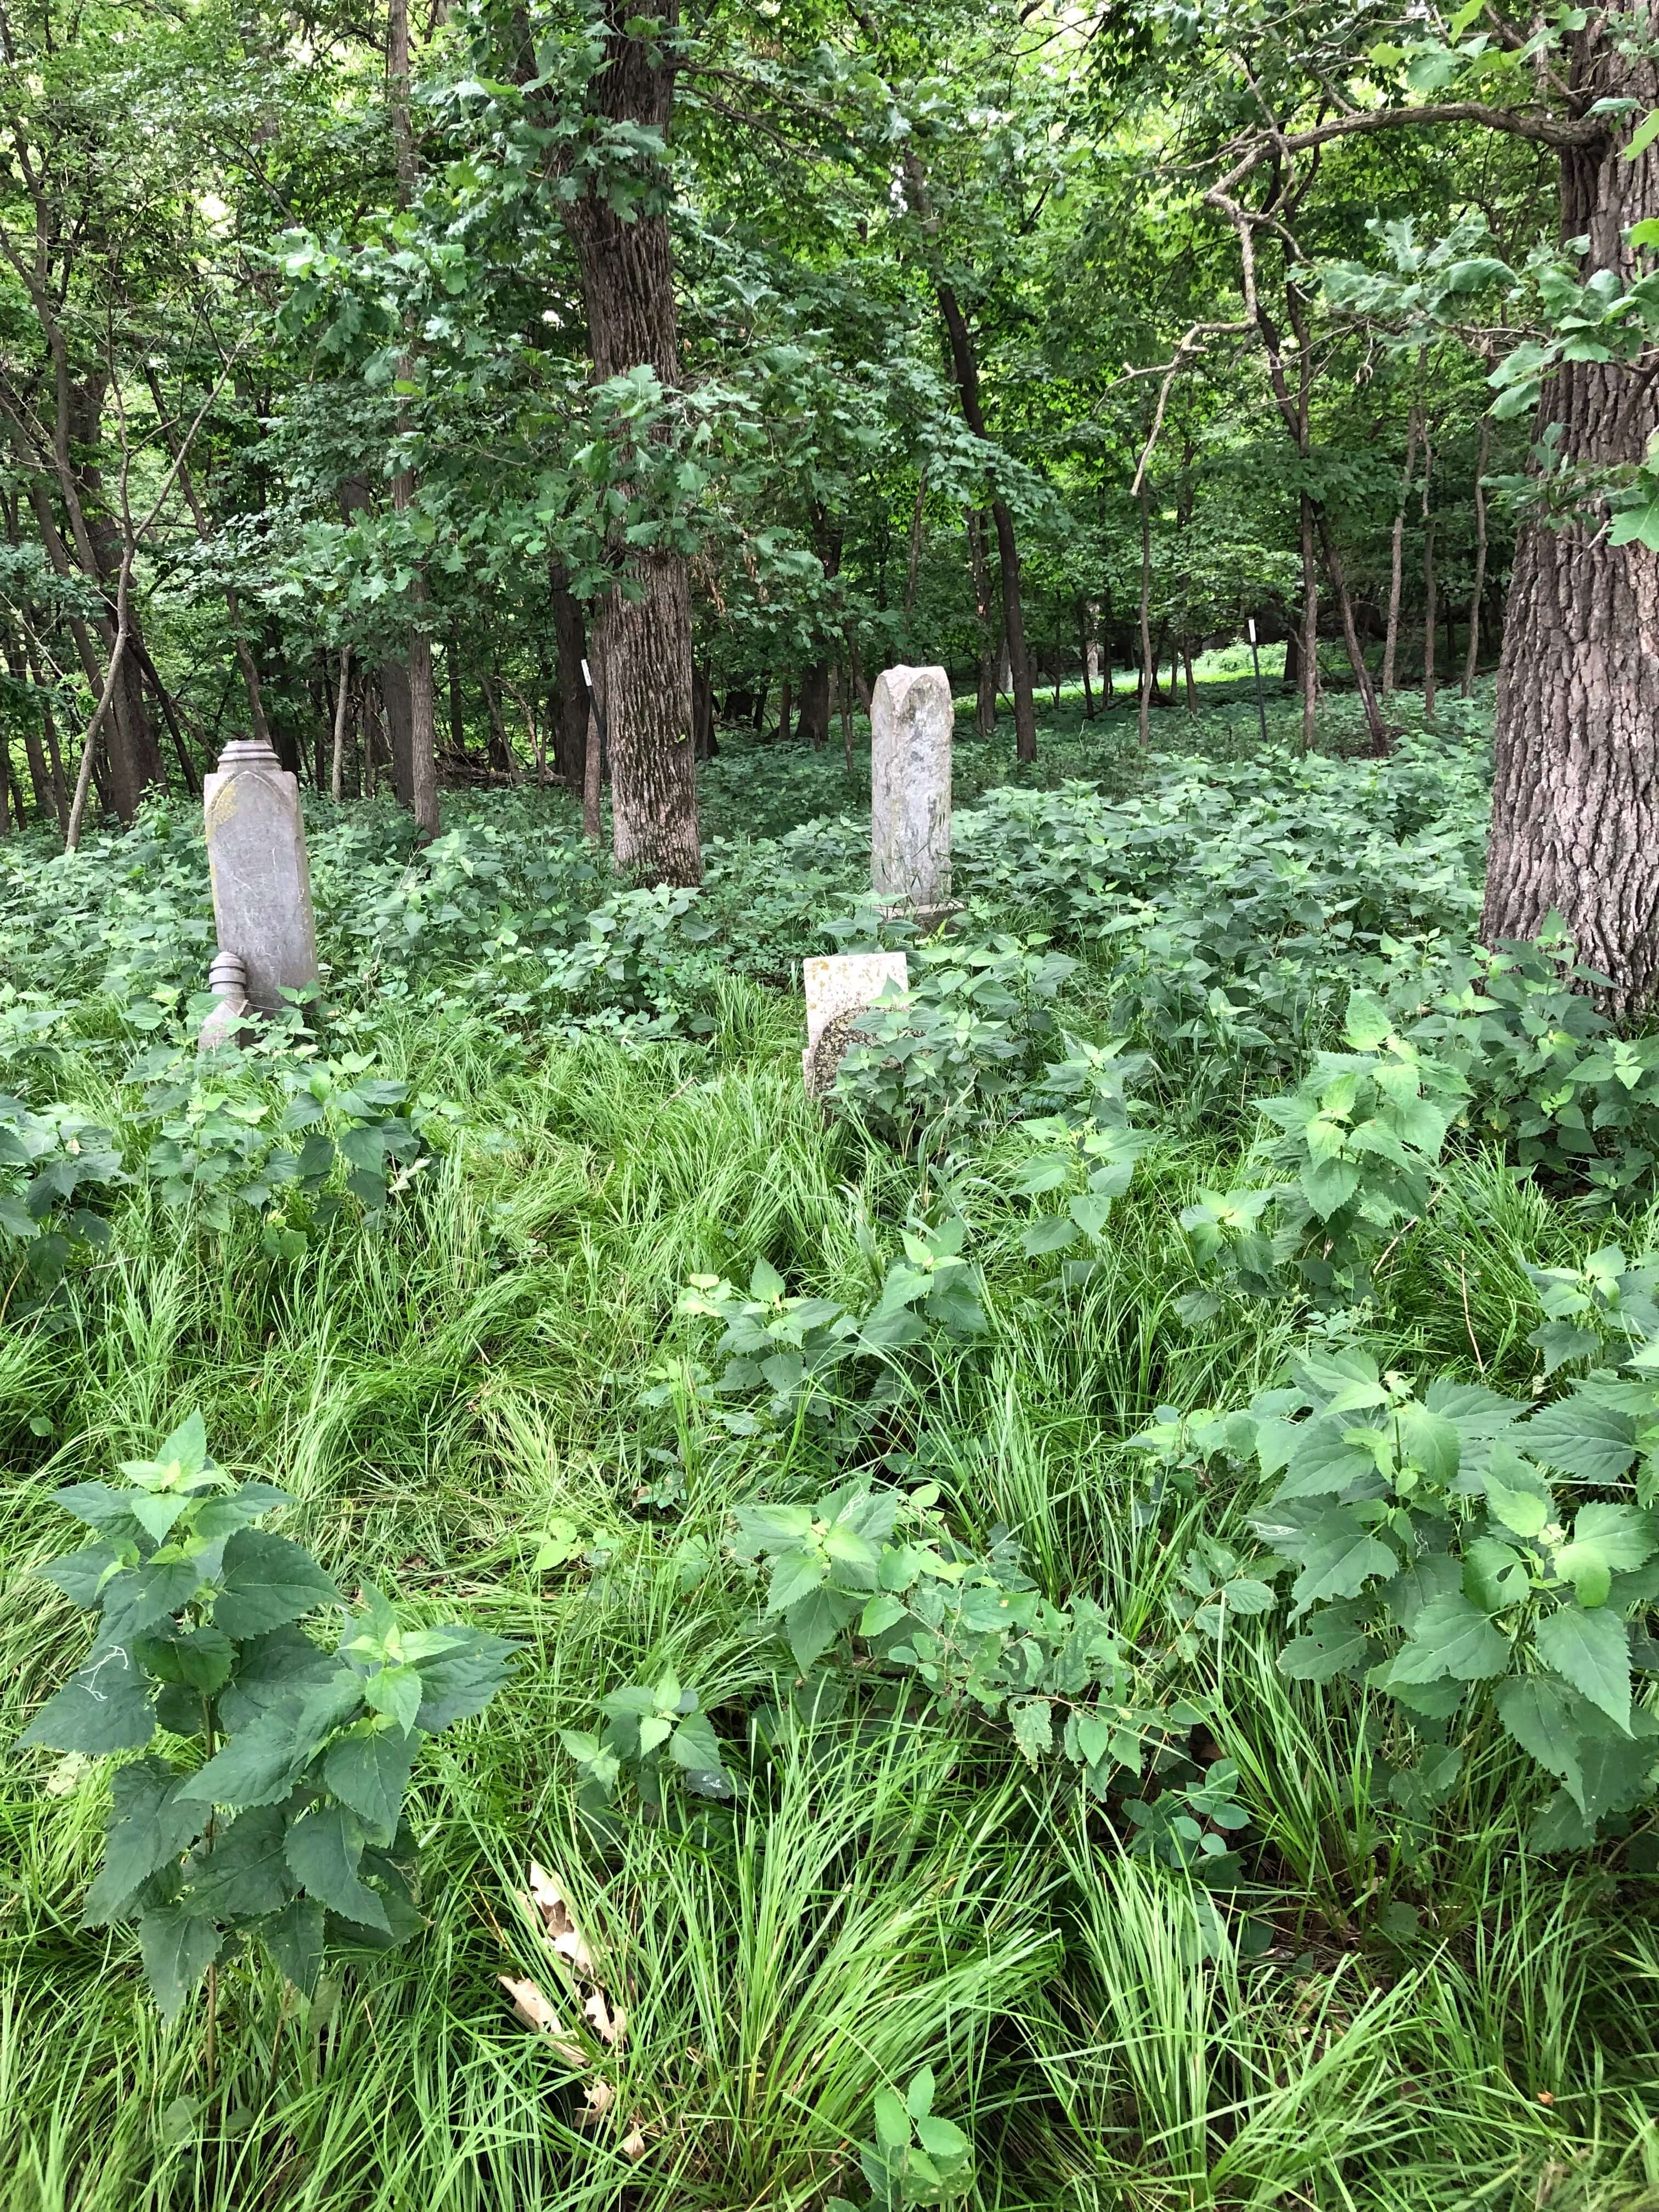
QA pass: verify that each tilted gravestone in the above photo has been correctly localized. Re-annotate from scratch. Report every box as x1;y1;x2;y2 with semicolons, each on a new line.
801;951;908;1099
202;737;320;1016
870;663;952;923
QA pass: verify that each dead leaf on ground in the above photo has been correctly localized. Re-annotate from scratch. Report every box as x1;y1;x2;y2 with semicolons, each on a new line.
620;2122;647;2161
498;1974;585;2068
583;1986;626;2048
522;1860;597;1977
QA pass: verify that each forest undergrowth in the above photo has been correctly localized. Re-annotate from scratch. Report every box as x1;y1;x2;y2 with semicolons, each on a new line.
2;682;1657;2212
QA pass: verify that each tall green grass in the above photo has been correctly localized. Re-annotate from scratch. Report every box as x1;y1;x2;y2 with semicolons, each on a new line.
2;698;1657;2211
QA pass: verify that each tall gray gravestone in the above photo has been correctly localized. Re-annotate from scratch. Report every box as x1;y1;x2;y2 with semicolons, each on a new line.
202;737;320;1014
871;663;952;921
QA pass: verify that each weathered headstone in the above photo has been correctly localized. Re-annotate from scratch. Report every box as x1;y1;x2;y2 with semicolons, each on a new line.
870;663;952;921
202;737;319;1014
801;951;908;1098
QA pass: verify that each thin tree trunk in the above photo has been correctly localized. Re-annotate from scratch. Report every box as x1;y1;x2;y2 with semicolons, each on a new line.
389;0;440;841
549;562;589;789
1299;493;1318;750
1314;515;1389;750
1383;405;1420;698
903;153;1036;761
904;475;926;623
448;637;465;757
1137;487;1153;747
775;677;791;746
1421;422;1437;718
840;641;854;772
1463;415;1490;694
966;509;996;738
1079;601;1095;720
330;646;353;801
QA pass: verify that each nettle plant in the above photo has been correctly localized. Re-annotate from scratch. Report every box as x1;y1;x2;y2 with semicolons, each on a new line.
127;1030;432;1249
650;1221;986;1447
0;1094;125;1318
1006;1033;1155;1269
568;1476;1254;1886
1137;1334;1659;1849
19;1415;515;2016
830;936;1079;1153
1179;990;1469;1313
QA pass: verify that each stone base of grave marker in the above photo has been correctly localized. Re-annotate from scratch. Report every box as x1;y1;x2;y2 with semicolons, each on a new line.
199;947;253;1053
202;737;320;1013
871;664;953;925
801;951;908;1098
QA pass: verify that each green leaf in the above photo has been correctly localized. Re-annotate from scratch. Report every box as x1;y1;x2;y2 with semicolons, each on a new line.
19;1640;156;1755
1522;1397;1636;1485
784;1583;861;1671
1536;1603;1632;1732
1008;1696;1053;1764
1571;1502;1656;1571
262;1895;326;1995
667;1707;725;1775
214;1530;340;1639
1486;1475;1549;1539
128;1493;193;1547
410;1628;517;1730
1278;1600;1374;1681
1069;1194;1115;1240
82;1757;204;1926
138;1905;222;2021
1290;1511;1397;1610
768;1547;828;1611
907;2066;935;2121
873;2089;910;2151
324;1725;417;1839
364;1663;423;1735
182;1804;295;1918
1022;1214;1080;1256
1386;1593;1511;1684
1493;1677;1587;1809
1396;1403;1460;1485
1623;108;1659;160
177;1671;362;1808
283;1802;391;1933
133;1621;235;1694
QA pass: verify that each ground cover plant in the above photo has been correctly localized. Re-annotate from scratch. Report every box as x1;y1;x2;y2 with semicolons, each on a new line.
2;681;1658;2212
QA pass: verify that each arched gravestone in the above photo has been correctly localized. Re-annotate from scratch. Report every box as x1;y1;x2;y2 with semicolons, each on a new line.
202;737;320;1014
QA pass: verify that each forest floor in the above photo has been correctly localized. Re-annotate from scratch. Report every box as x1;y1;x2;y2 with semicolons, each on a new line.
2;675;1657;2212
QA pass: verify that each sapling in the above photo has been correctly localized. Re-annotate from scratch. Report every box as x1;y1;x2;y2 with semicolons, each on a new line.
18;1412;516;2017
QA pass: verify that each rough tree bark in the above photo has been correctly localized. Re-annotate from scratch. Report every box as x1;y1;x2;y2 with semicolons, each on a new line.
1483;63;1659;1008
561;0;702;884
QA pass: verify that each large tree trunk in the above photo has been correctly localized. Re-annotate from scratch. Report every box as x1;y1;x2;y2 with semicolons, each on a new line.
1483;75;1659;1011
562;0;701;884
